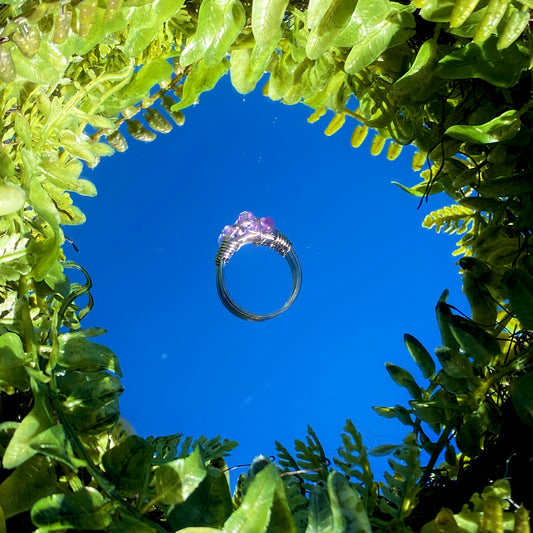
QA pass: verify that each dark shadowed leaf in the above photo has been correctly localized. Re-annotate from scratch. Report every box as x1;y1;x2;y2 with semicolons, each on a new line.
102;435;152;496
385;363;422;400
501;268;533;329
31;487;110;530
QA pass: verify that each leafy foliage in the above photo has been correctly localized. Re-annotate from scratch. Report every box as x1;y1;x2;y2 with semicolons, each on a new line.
1;0;533;530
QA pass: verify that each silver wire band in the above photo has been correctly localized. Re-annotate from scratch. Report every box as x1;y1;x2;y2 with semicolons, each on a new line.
215;229;302;322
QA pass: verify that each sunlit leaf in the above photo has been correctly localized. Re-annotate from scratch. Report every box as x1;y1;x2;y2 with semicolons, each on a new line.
392;179;444;197
167;466;233;530
180;0;222;66
123;0;185;57
222;462;295;532
41;158;97;197
154;447;207;505
0;332;30;393
105;58;173;114
204;0;246;66
337;0;415;74
2;400;81;470
230;48;258;94
306;0;357;60
172;59;229;111
497;6;529;49
450;0;482;27
252;0;291;47
473;0;508;43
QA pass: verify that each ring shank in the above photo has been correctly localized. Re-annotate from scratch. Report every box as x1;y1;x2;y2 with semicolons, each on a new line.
215;234;302;322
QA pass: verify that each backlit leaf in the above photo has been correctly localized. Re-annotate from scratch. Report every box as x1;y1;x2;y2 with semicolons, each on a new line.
473;0;508;43
0;332;30;393
172;59;229;111
222;462;295;532
385;363;422;400
306;0;358;60
448;314;500;365
252;0;291;47
123;0;185;57
404;334;436;380
204;0;246;66
497;6;529;49
446;109;521;144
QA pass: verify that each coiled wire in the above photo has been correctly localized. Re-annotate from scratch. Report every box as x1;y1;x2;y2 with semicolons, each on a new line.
214;230;301;321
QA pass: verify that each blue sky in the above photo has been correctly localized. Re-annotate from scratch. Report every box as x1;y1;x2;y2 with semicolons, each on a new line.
68;75;467;481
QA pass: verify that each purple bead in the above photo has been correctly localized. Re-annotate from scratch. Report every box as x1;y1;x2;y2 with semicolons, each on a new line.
218;225;235;244
259;216;274;233
236;211;260;232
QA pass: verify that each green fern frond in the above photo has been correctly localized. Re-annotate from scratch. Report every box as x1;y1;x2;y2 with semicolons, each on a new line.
147;433;238;465
276;441;301;472
276;425;330;492
333;419;378;514
294;425;330;485
423;204;476;235
375;433;421;521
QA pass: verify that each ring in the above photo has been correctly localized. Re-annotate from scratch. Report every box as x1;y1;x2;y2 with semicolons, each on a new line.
215;211;302;321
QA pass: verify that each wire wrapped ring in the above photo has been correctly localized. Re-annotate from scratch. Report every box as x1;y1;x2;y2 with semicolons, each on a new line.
215;211;302;321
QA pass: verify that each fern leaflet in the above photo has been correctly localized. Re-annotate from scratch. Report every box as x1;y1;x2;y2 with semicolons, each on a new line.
423;204;475;235
374;433;421;521
333;419;378;514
